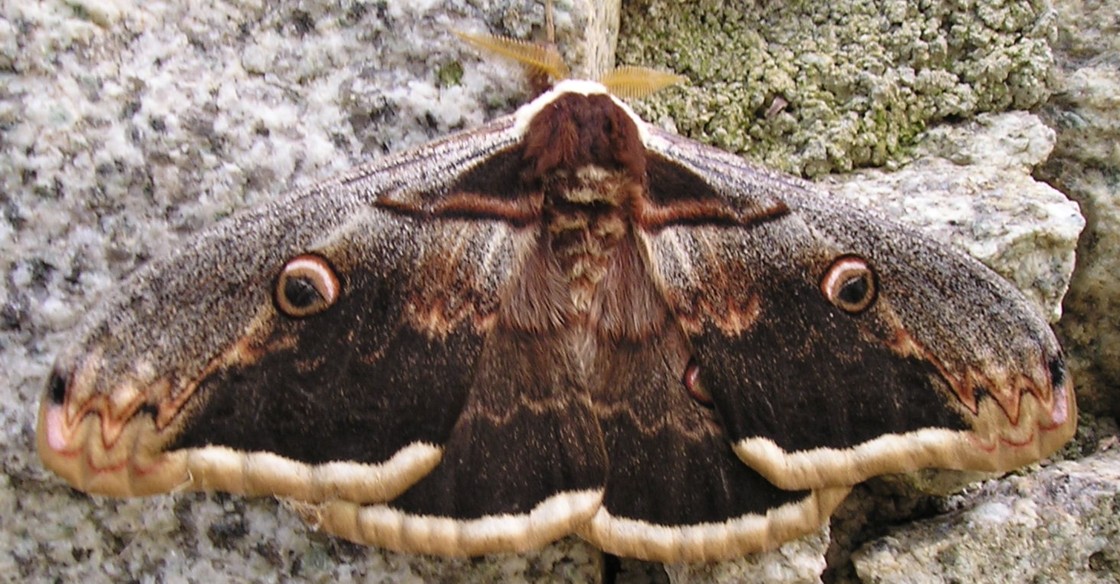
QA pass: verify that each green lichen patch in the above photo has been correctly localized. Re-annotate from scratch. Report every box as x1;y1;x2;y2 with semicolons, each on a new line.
618;0;1055;176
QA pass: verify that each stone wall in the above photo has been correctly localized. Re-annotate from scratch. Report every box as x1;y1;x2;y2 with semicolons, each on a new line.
2;1;1115;582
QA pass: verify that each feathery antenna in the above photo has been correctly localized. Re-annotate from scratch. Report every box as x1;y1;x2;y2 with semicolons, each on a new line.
456;0;686;98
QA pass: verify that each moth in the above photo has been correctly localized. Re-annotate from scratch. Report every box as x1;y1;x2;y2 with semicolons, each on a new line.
37;21;1075;564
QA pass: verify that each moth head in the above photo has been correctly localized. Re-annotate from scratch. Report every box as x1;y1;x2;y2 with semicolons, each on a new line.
274;254;341;318
820;255;879;314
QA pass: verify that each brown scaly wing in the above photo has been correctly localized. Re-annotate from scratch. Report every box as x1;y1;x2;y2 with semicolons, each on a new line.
574;275;849;562
40;116;516;501
37;114;607;554
641;127;1075;492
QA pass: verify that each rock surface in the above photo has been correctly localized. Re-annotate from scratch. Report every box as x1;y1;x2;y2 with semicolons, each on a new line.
1039;0;1120;417
851;449;1120;584
617;0;1056;176
0;1;1111;583
1;1;610;582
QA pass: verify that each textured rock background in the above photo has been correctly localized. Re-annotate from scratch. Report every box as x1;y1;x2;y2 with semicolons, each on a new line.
1040;0;1120;418
1;0;1115;583
853;449;1120;583
617;0;1055;176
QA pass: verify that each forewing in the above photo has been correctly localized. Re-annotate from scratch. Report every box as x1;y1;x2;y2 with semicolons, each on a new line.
642;128;1075;492
38;117;526;503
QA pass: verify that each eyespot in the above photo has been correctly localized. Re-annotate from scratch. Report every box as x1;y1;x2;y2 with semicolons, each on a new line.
275;254;340;318
683;358;713;408
820;255;878;314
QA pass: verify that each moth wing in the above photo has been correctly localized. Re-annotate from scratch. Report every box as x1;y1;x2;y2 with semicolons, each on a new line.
37;117;515;499
641;128;1075;491
309;324;608;556
38;116;606;556
280;142;614;554
576;309;849;562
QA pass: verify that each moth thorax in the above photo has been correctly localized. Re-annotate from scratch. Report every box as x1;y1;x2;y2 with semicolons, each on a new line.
544;165;637;312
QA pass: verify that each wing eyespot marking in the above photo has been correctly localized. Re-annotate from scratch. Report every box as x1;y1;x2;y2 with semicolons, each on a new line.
682;358;713;408
820;255;878;314
275;254;341;318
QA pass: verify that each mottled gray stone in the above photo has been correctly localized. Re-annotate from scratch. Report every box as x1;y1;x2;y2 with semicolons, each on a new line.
1;1;1106;583
851;450;1120;584
617;0;1056;176
0;0;610;582
1039;0;1120;418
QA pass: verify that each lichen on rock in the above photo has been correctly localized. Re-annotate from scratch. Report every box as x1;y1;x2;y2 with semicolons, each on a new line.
617;0;1056;177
